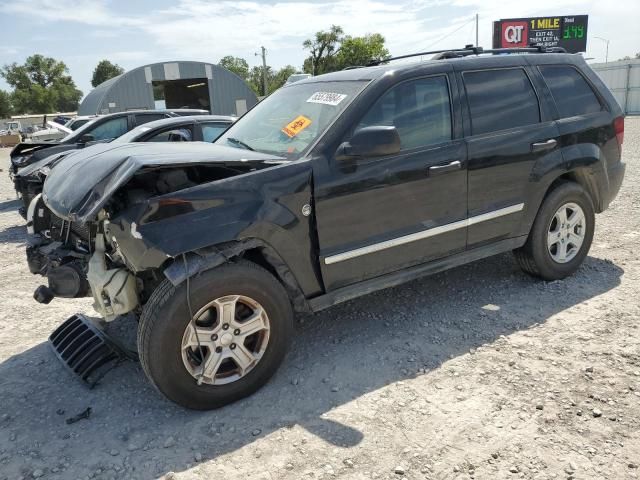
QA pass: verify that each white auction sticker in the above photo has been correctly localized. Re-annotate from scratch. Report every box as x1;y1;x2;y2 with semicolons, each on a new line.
306;92;348;106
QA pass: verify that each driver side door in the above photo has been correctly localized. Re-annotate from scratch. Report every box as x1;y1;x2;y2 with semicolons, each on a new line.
313;74;468;291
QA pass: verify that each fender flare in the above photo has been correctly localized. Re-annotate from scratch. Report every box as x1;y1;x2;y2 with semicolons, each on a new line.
162;239;312;313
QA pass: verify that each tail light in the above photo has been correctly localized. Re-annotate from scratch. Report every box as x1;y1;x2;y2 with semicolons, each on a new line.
614;116;624;147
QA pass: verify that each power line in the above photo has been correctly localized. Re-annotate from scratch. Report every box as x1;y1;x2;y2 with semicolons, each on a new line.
422;16;478;51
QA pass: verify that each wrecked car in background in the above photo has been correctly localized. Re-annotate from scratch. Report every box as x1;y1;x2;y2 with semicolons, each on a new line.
36;47;624;409
10;109;213;216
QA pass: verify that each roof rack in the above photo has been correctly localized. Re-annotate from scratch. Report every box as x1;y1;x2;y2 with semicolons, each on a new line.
367;44;567;66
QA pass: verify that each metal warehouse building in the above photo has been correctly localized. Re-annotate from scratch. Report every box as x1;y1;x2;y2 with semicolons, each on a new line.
591;59;640;115
78;61;258;116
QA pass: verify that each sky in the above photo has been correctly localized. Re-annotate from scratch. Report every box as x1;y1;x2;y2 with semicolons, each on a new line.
0;0;639;99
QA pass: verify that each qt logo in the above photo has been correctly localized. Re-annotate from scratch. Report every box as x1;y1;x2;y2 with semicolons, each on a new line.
501;21;528;47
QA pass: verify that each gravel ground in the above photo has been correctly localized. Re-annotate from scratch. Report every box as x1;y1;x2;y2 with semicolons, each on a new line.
0;120;639;480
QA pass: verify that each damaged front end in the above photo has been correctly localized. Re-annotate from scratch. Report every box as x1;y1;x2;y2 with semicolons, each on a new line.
33;142;299;321
27;193;94;303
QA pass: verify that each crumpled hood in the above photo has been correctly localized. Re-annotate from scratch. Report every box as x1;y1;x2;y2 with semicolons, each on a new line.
15;148;81;179
43;142;285;223
10;142;66;168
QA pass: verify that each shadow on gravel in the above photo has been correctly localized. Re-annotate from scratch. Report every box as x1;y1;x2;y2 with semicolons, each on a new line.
0;224;26;244
0;198;20;213
0;254;623;479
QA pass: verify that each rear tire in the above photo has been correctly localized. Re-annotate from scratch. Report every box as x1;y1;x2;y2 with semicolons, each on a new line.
514;182;594;280
138;261;293;410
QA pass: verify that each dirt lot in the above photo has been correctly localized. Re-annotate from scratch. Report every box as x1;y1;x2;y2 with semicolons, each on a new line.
0;121;639;480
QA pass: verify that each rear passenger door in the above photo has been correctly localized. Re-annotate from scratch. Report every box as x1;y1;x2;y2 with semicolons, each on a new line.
458;66;562;248
536;65;617;173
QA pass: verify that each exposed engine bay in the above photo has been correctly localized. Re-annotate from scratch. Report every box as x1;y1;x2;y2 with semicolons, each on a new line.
27;161;264;319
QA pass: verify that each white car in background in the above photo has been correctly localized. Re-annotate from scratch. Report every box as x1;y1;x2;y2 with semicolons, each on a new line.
27;121;73;142
65;115;99;131
284;73;312;85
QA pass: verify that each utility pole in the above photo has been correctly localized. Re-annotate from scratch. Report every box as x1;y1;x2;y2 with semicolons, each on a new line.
475;13;479;47
259;46;268;96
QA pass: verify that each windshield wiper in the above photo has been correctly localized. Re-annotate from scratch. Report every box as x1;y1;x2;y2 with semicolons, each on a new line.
226;137;255;151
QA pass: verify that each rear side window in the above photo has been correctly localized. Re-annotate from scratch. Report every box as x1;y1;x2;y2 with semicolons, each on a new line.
539;66;603;118
135;113;168;125
463;68;540;135
358;76;452;150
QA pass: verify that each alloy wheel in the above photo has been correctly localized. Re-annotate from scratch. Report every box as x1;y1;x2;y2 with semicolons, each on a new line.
547;202;586;264
181;295;271;385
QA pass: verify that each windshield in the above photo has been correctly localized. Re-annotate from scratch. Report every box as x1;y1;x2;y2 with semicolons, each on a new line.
216;80;367;159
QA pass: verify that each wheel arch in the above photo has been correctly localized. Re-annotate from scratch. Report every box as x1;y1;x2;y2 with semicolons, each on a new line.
517;163;602;240
543;168;601;212
162;239;312;313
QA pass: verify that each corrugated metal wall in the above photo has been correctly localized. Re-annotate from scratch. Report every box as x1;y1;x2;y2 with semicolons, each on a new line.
591;60;640;115
78;61;258;116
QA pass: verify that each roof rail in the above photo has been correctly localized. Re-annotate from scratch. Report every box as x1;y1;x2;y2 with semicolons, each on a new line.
368;44;568;66
367;45;482;66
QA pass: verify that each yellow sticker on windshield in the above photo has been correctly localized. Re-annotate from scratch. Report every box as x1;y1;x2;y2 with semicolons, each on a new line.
282;115;312;138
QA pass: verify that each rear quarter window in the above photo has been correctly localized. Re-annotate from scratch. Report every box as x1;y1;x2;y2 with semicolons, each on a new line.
538;65;603;118
463;68;540;135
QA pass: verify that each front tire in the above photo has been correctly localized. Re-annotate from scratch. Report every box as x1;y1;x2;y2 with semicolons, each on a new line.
138;261;293;410
514;182;595;280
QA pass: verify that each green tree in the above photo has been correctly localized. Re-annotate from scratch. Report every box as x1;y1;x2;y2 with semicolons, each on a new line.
269;65;297;92
0;90;12;118
91;59;124;87
219;56;250;81
1;54;83;114
302;26;390;74
245;65;299;96
302;25;344;75
336;33;390;69
248;65;272;95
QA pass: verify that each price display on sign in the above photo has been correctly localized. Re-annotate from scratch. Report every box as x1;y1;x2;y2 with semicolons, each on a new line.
492;15;588;53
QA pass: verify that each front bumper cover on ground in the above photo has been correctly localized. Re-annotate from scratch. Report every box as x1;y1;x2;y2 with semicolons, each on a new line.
49;313;137;387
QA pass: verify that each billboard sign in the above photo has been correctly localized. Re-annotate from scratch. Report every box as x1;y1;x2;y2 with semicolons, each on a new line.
492;15;588;53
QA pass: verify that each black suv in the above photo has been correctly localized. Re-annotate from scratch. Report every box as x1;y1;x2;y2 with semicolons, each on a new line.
35;47;625;409
9;109;208;214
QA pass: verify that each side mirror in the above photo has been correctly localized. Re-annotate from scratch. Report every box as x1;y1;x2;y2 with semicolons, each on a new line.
336;126;401;160
78;134;95;144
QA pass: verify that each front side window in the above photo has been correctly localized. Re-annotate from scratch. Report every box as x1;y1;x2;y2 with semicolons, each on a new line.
201;123;230;142
86;117;128;141
216;80;368;159
463;68;540;135
357;76;452;150
539;66;603;118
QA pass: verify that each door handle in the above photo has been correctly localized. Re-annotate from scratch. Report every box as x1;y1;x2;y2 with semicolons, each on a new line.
531;139;557;152
429;160;461;175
